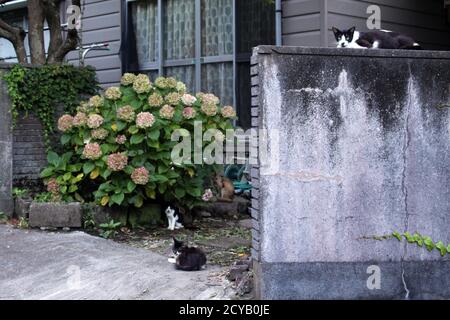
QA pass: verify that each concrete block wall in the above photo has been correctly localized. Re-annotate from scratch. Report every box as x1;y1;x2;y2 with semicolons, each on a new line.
251;46;450;299
0;64;13;216
13;113;47;181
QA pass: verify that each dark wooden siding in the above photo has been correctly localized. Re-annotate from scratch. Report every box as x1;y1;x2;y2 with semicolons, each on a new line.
281;0;322;46
65;0;122;88
282;0;450;50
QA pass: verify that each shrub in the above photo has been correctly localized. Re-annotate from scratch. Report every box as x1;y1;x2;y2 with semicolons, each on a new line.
40;74;236;209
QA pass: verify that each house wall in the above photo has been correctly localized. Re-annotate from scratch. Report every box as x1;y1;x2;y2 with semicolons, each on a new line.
282;0;450;49
65;0;123;88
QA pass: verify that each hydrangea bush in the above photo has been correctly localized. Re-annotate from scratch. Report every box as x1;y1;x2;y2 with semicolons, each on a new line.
41;73;236;209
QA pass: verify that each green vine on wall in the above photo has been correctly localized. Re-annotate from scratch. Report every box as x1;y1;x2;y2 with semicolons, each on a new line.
365;231;450;257
3;64;99;147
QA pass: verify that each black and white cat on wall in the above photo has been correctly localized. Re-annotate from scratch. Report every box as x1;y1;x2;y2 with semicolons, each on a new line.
332;27;421;50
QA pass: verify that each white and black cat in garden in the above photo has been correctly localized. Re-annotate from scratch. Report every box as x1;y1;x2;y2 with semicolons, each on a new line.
332;27;421;50
168;237;207;271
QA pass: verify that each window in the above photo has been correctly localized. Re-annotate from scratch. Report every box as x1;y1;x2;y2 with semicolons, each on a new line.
0;4;51;63
0;8;27;62
122;0;275;129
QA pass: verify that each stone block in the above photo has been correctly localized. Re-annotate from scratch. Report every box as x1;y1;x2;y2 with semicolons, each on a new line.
29;202;82;228
14;197;32;218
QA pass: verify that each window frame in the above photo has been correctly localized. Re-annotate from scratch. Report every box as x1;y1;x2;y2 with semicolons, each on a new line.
122;0;237;109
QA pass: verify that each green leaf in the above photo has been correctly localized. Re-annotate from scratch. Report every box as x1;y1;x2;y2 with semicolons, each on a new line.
148;130;160;141
403;232;414;243
436;241;447;257
83;162;96;174
40;167;54;178
128;126;139;135
68;185;78;193
111;193;125;205
127;181;136;193
101;169;112;179
392;231;402;241
447;245;450;254
47;151;60;167
130;134;145;145
175;188;186;199
413;233;423;247
424;237;435;252
61;134;71;145
63;172;72;181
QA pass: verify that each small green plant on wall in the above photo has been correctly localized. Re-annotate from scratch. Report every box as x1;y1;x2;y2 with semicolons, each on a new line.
371;231;450;257
39;73;237;210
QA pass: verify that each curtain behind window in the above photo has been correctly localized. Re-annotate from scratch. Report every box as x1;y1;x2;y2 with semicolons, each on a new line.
164;0;195;91
131;0;159;65
201;0;233;105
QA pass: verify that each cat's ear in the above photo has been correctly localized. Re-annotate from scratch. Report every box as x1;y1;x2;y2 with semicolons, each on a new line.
348;26;356;35
332;27;341;40
173;237;183;246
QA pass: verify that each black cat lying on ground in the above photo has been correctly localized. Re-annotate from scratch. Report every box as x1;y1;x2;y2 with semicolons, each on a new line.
332;26;421;49
168;237;207;271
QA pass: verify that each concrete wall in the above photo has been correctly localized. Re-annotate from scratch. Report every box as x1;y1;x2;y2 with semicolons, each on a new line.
251;46;450;299
282;0;450;50
0;64;13;216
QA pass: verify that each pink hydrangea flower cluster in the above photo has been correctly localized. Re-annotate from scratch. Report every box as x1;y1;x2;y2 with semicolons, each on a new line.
201;102;218;116
107;152;128;172
57;115;74;132
87;114;104;129
136;112;155;129
148;92;164;107
131;167;150;185
176;81;186;93
197;93;219;105
159;105;175;119
115;135;127;144
221;106;236;118
46;177;59;194
117;105;135;122
133;74;152;94
105;87;122;100
82;143;102;160
89;95;104;108
121;73;137;86
91;128;109;140
165;92;181;105
181;94;197;106
182;107;196;119
73;112;88;127
202;189;214;202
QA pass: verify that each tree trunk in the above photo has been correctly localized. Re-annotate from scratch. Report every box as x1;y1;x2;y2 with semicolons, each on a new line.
27;0;46;64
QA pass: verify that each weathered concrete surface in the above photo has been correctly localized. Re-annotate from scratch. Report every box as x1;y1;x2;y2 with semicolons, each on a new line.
29;202;82;228
252;46;450;299
0;64;13;217
0;225;230;300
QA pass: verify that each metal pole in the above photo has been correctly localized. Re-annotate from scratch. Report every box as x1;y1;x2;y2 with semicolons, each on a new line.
275;0;282;46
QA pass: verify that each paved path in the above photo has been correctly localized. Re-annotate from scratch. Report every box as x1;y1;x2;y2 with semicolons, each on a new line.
0;225;232;300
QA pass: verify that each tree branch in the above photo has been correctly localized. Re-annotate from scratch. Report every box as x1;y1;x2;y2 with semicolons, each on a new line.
47;0;81;64
0;18;27;63
42;0;63;60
